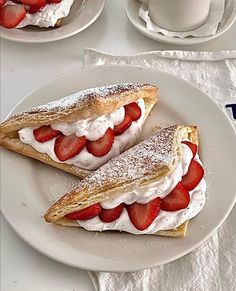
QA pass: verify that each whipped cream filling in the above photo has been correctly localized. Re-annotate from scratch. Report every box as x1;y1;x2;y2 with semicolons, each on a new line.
18;99;145;170
78;144;207;234
11;0;74;28
51;106;126;141
101;143;193;208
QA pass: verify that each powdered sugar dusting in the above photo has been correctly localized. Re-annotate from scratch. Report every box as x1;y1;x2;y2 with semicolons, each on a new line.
26;83;147;113
1;83;155;134
74;125;180;194
45;126;184;221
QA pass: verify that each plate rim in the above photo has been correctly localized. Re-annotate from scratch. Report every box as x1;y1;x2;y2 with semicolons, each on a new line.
124;0;236;45
0;0;106;44
1;64;236;271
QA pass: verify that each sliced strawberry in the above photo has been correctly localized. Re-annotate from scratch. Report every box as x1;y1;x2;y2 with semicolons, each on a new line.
113;114;132;136
99;203;124;223
27;4;46;14
65;203;101;221
0;0;6;8
0;4;26;29
86;128;114;157
27;0;46;14
54;134;86;161
127;197;161;231
21;0;45;5
161;182;190;211
181;160;204;191
124;102;142;121
47;0;62;3
33;125;61;143
182;141;197;158
11;0;22;3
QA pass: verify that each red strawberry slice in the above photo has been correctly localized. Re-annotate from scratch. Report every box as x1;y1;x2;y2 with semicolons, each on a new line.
27;0;46;14
0;0;6;8
47;0;62;3
182;141;197;158
181;160;204;191
124;102;142;121
99;203;124;223
113;114;132;136
54;134;86;161
28;3;46;14
127;197;161;231
66;203;101;221
33;125;61;143
21;0;45;5
161;182;190;211
0;4;26;29
86;128;114;157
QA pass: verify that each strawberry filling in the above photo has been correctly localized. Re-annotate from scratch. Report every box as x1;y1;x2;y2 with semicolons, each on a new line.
0;0;63;28
86;128;114;157
28;101;142;161
65;142;205;231
113;114;132;136
66;204;101;221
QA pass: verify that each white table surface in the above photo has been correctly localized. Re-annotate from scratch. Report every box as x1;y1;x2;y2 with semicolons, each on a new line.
1;0;236;290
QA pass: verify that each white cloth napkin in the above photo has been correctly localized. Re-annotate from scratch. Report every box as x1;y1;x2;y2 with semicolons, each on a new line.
83;48;236;291
139;0;225;38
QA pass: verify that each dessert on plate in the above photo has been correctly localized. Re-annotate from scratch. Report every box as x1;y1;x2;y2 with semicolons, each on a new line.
0;0;75;29
0;83;158;178
44;125;206;237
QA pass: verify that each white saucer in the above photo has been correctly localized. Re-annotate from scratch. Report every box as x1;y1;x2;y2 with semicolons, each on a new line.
0;0;105;43
125;0;236;45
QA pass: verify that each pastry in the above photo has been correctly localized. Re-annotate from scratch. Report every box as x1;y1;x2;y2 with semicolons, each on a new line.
0;83;158;178
44;125;206;237
0;0;75;29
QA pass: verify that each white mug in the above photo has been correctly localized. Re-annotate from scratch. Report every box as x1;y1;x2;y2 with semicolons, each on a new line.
141;0;211;32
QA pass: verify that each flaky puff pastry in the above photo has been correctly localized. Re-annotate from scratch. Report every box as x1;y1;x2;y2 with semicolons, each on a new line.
0;83;158;178
44;125;198;237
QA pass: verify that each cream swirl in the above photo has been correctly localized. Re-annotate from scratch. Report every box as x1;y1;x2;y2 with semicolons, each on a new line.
51;106;125;141
100;143;193;208
79;179;206;234
78;144;207;234
18;99;145;170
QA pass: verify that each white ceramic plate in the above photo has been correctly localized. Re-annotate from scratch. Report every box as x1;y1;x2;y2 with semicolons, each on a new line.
0;0;105;43
125;0;236;45
1;65;236;271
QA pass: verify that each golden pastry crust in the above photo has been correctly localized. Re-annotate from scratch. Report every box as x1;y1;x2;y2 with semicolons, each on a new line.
0;83;158;178
156;221;189;237
55;19;62;28
0;133;90;178
0;83;158;134
44;125;197;237
53;218;189;237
